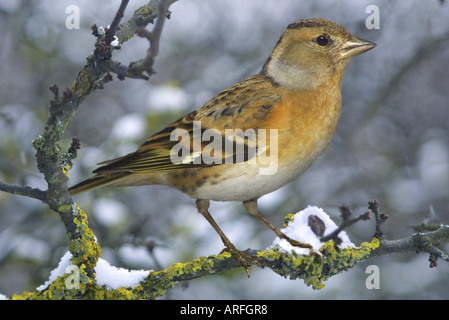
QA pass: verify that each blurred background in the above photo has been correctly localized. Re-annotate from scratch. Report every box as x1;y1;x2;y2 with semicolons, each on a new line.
0;0;448;299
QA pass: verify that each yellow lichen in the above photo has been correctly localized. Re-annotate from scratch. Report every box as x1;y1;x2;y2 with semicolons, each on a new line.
257;237;380;290
69;204;101;269
11;205;381;299
62;164;71;178
282;213;296;227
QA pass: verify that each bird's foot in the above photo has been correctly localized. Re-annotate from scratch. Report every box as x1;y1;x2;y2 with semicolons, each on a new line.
220;244;259;277
280;233;321;259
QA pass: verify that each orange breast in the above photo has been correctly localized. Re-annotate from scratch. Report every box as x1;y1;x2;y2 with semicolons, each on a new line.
262;83;342;164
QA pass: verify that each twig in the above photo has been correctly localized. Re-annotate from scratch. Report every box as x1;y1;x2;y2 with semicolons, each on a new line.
368;199;388;239
89;0;173;81
126;0;172;79
105;0;130;44
0;181;46;202
147;0;170;59
373;226;449;255
427;245;449;268
320;205;371;243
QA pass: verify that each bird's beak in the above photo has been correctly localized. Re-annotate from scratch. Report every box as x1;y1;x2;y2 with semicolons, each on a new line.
339;36;376;59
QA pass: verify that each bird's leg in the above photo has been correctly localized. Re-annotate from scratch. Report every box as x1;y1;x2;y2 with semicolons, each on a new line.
243;199;313;250
196;199;257;277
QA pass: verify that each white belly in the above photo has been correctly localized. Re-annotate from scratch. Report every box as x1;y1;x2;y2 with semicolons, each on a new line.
190;158;310;201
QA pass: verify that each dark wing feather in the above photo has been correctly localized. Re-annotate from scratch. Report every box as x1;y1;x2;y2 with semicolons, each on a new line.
93;75;280;175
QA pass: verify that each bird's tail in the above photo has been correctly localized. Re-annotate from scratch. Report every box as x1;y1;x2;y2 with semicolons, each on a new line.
69;172;130;196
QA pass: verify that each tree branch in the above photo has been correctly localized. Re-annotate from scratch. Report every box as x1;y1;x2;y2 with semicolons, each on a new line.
88;0;174;81
373;225;449;257
105;0;130;44
320;205;371;243
0;181;46;202
126;0;173;79
1;0;175;297
140;209;449;295
10;195;449;300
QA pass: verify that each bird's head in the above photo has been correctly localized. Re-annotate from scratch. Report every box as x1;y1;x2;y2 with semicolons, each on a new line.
262;18;376;90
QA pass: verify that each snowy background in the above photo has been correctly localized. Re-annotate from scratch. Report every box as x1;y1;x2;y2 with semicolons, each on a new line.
1;0;449;299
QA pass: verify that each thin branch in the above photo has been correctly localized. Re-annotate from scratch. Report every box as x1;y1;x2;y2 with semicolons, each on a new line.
88;0;173;82
126;0;172;79
368;199;389;239
114;2;160;42
320;210;371;243
427;245;449;268
372;225;449;257
147;0;170;59
310;205;371;244
0;181;46;202
105;0;130;44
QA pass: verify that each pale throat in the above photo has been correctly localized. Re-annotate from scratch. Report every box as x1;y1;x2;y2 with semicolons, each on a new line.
265;57;336;91
265;57;317;90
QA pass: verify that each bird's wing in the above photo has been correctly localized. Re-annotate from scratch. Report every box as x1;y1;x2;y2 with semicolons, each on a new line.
94;75;280;175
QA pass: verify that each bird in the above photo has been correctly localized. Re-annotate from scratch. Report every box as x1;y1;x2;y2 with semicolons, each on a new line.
70;18;376;276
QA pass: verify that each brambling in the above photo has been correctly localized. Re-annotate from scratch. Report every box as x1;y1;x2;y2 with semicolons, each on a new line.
70;18;375;275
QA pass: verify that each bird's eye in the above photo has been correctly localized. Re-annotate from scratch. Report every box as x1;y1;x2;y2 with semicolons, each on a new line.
314;34;331;46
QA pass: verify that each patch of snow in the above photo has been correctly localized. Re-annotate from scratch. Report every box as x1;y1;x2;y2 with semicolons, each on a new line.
36;251;152;292
270;206;354;255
